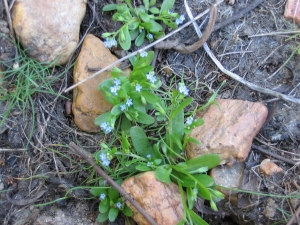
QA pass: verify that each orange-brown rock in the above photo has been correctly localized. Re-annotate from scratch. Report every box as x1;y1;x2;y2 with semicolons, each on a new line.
259;159;284;176
12;0;86;65
121;171;184;225
284;0;300;24
72;34;130;133
186;99;268;165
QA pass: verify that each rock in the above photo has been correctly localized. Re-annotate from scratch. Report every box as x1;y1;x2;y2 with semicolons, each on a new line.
186;99;268;165
12;0;86;65
259;159;284;176
284;0;300;24
72;34;130;133
262;198;277;219
210;162;245;202
121;171;184;225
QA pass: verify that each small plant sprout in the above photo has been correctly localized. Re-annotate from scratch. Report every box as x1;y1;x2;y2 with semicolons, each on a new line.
102;0;182;50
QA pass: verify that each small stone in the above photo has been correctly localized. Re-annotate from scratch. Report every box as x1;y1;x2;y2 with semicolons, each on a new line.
259;159;284;176
210;162;245;201
121;171;184;225
12;0;87;65
72;34;129;132
262;198;277;218
284;0;300;24
186;99;268;165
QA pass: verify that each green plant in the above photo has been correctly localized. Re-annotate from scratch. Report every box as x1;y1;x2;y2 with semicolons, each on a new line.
0;40;69;145
102;0;185;50
93;50;225;224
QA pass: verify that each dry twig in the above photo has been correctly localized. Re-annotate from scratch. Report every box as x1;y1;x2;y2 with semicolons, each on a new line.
68;142;158;225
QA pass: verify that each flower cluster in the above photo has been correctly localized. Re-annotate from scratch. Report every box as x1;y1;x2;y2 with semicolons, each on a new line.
185;117;193;126
175;15;185;25
99;193;106;200
99;151;111;166
110;78;121;96
178;83;189;96
104;38;117;48
146;71;157;84
100;122;113;134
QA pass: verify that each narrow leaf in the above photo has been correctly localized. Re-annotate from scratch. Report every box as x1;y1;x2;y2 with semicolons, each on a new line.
103;4;117;11
130;126;153;157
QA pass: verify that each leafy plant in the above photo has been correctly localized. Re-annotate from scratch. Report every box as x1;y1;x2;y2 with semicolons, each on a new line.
93;50;225;224
102;0;185;50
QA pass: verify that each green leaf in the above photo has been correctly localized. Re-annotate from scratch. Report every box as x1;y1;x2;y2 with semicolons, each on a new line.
149;7;160;14
141;20;163;33
135;30;145;47
143;0;149;10
136;164;152;171
187;187;196;209
111;104;122;116
149;0;156;6
122;205;133;216
129;28;139;40
170;97;192;119
108;208;119;222
185;137;201;146
176;154;221;173
177;174;214;187
96;211;109;223
108;188;120;201
160;0;175;13
103;4;117;11
94;111;111;126
99;199;110;213
130;126;153;157
187;208;209;225
141;91;161;106
162;19;177;29
119;25;131;50
140;12;150;22
90;187;107;197
121;114;132;133
128;21;140;30
135;110;155;125
116;3;128;13
155;165;172;183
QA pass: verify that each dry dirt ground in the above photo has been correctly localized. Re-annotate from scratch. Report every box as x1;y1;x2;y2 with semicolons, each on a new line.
0;0;300;224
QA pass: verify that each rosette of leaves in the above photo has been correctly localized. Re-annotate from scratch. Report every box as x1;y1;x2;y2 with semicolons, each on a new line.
102;0;180;50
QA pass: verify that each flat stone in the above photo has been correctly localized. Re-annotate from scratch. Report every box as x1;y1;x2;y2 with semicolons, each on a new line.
72;34;129;133
186;99;268;165
259;159;284;176
12;0;86;65
284;0;300;24
210;162;245;200
121;171;184;225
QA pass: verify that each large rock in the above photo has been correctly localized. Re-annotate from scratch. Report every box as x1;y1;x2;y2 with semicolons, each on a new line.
121;171;184;225
72;34;129;133
186;99;268;165
12;0;86;65
284;0;300;24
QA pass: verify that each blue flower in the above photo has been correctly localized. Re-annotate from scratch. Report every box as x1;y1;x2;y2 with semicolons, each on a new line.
175;14;185;25
147;33;153;39
116;202;123;209
114;78;121;86
135;83;142;92
104;38;117;48
146;154;151;159
178;83;189;96
120;104;127;111
140;51;148;58
100;122;113;134
126;98;133;107
110;86;118;96
99;193;106;200
146;71;157;84
147;161;153;167
185;117;193;126
99;152;111;166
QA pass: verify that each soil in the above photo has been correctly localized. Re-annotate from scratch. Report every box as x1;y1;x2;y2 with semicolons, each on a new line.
1;0;300;224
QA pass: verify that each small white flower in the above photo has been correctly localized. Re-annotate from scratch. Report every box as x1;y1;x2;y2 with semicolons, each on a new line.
120;104;127;111
126;98;133;107
99;193;106;200
139;29;143;33
116;202;123;209
168;10;172;14
140;51;148;58
104;38;117;48
102;159;110;166
110;86;118;96
179;14;185;22
100;122;113;134
178;83;189;96
146;154;151;159
149;75;157;84
175;14;185;25
147;161;153;167
113;78;121;86
146;72;157;84
135;83;142;92
185;117;193;126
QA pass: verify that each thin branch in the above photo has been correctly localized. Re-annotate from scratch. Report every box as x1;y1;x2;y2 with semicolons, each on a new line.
248;30;300;38
287;203;300;225
68;142;158;225
63;0;224;93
